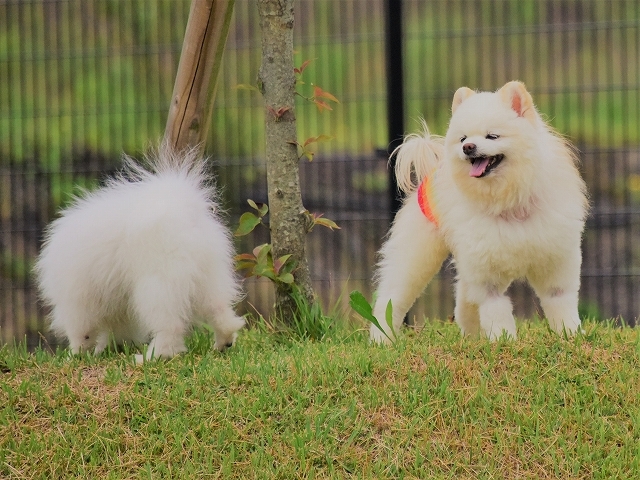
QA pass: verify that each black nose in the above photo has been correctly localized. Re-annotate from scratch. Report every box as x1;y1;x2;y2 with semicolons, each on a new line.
462;143;477;155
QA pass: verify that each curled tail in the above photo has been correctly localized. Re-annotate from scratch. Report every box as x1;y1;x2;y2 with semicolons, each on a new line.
393;121;444;194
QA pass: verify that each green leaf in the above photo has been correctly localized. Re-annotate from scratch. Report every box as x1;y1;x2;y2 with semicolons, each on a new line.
277;272;295;284
348;291;393;342
235;83;260;93
314;217;340;230
385;300;394;334
349;291;374;322
235;261;257;274
254;264;276;281
279;258;297;275
235;212;261;237
273;254;293;275
254;244;272;266
247;199;269;218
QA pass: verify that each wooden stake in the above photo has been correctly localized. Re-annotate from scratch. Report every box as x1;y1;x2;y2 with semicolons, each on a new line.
165;0;235;153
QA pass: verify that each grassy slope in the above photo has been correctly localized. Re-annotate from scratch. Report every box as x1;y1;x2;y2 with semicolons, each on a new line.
1;320;639;479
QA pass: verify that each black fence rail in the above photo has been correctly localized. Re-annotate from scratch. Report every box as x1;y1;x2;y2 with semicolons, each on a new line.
1;0;639;346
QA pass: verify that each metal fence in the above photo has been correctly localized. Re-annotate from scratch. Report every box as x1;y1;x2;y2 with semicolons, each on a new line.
1;0;639;346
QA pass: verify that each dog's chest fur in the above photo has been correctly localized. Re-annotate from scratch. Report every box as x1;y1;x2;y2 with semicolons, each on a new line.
442;199;576;283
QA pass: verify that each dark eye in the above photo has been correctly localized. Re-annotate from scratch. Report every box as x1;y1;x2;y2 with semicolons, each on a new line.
460;136;467;143
486;133;500;140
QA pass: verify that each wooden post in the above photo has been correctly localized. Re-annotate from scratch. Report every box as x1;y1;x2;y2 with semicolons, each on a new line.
165;0;235;153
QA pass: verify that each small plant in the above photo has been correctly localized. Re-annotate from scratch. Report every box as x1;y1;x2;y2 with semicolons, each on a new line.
349;290;396;342
235;52;341;321
235;243;296;285
234;199;339;283
287;135;333;162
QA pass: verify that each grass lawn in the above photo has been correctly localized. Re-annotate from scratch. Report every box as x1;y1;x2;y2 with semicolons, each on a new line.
1;319;639;479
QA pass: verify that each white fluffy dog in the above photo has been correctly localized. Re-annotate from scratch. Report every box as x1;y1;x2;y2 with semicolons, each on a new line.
371;81;589;343
35;145;245;359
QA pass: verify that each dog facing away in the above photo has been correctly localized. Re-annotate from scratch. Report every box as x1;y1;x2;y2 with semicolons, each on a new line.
35;144;245;359
371;81;588;343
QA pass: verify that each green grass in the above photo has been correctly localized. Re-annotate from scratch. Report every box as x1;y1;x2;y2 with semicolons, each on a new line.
1;319;639;479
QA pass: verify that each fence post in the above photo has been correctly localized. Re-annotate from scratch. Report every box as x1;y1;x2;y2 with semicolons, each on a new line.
384;0;405;216
165;0;236;153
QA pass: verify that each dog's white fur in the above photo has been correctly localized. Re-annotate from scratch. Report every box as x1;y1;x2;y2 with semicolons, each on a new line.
371;81;588;342
35;145;245;359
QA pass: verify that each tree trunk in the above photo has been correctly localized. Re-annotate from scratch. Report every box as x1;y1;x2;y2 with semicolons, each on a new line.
256;0;315;318
165;0;235;153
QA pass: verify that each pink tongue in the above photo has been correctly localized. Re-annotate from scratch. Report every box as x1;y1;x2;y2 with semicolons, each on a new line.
469;157;490;177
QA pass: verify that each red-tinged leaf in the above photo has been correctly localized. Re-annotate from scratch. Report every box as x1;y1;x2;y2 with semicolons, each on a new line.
313;86;339;103
314;134;333;143
302;136;318;147
314;217;341;230
294;59;312;75
255;244;273;267
286;140;301;147
303;134;333;147
273;254;293;275
235;212;261;236
276;106;290;117
234;253;257;262
314;100;333;113
235;257;257;268
267;105;290;120
253;243;270;259
235;260;256;272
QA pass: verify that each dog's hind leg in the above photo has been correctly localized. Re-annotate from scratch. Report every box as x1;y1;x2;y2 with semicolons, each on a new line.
529;256;582;336
370;196;449;343
457;281;517;340
131;276;189;359
197;264;245;351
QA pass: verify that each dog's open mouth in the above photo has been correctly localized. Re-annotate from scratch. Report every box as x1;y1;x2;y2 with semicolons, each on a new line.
469;154;504;178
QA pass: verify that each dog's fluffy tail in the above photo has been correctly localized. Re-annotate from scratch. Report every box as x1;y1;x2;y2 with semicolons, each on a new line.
393;121;444;194
108;141;219;206
116;141;207;184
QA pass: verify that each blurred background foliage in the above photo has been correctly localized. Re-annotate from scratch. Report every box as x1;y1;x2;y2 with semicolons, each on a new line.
1;0;639;344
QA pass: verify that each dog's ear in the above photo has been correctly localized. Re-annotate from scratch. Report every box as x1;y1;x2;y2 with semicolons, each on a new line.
499;81;535;121
451;87;475;114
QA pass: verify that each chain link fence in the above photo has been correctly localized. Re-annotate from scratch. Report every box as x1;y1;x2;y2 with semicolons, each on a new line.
1;0;639;346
